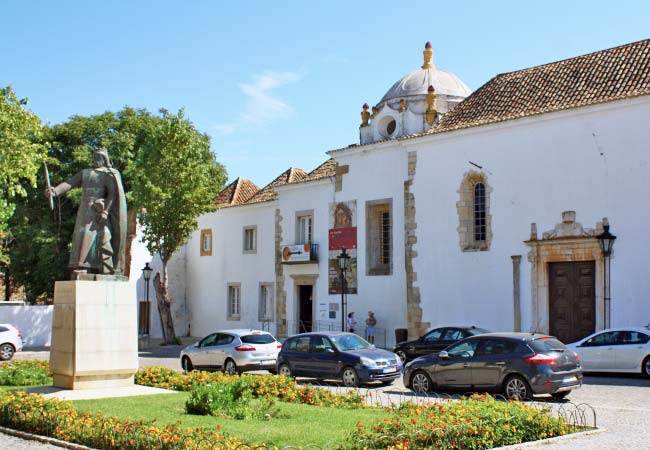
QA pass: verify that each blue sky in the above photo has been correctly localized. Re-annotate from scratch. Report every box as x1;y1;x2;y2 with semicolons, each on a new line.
3;1;649;188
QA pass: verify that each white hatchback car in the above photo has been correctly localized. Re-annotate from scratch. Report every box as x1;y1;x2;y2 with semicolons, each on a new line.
0;324;23;361
567;327;650;378
180;329;282;375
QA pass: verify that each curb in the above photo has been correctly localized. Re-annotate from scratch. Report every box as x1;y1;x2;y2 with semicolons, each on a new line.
0;425;95;450
493;428;607;449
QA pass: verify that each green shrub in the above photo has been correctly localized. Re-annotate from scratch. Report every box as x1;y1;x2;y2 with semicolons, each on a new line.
186;378;277;420
0;361;51;386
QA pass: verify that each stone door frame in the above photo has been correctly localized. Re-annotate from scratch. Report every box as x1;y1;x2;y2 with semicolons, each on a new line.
289;274;318;333
525;212;606;335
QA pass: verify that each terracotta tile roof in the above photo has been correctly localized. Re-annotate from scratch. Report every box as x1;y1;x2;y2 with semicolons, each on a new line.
303;159;337;182
245;167;308;204
215;177;260;208
433;39;650;134
328;39;650;155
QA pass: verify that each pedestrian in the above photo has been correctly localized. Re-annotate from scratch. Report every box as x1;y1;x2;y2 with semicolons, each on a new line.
347;312;357;333
366;310;377;344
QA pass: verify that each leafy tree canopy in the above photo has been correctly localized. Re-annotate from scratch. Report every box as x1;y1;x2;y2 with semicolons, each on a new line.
0;86;46;264
131;109;227;265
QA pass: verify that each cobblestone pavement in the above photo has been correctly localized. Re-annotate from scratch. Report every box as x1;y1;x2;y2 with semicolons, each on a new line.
4;344;650;449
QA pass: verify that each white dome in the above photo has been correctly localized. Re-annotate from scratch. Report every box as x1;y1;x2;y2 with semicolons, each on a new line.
379;67;472;105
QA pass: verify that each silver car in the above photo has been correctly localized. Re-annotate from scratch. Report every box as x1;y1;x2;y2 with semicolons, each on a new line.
180;329;282;375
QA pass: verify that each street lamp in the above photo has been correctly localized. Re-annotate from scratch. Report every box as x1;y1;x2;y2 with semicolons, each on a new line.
337;247;351;332
597;219;616;329
142;262;153;335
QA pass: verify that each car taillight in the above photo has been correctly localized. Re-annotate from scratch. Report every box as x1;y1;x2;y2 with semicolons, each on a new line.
574;353;580;362
277;344;283;349
16;328;22;338
523;353;557;365
234;345;256;351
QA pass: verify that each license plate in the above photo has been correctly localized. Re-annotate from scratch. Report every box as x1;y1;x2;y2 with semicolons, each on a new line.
383;367;397;373
261;360;275;365
563;376;577;383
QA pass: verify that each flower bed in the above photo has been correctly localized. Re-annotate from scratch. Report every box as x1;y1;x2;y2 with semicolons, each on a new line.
0;390;247;449
136;366;364;408
349;393;572;449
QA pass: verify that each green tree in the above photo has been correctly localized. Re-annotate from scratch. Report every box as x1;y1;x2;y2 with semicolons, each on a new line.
131;109;227;344
9;107;159;302
0;86;45;264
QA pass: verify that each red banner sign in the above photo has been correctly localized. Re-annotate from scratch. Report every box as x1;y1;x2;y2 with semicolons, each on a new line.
329;227;357;251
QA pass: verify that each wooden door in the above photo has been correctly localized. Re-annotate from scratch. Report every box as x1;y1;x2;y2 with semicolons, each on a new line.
549;261;595;344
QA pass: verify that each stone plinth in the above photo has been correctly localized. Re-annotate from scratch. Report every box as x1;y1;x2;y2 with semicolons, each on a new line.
49;280;138;390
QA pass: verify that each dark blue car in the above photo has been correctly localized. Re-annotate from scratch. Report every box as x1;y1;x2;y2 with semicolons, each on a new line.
276;332;402;386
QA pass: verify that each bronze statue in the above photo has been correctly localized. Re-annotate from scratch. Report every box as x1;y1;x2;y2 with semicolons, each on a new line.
46;147;127;279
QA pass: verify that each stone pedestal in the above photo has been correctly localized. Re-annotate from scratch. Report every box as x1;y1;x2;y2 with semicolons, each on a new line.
49;280;138;390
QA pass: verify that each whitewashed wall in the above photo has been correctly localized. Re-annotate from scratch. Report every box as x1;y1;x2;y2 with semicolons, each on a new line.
0;303;53;347
130;227;188;339
331;146;409;347
185;202;276;339
408;96;650;333
276;179;334;334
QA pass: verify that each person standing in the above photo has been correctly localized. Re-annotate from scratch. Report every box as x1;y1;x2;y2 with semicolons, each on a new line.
366;311;377;344
347;312;357;333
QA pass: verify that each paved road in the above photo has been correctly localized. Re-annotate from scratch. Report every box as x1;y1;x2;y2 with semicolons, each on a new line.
4;345;650;449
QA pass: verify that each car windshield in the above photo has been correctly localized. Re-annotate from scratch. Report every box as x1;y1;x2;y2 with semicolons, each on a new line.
240;334;275;344
530;337;567;352
330;334;372;351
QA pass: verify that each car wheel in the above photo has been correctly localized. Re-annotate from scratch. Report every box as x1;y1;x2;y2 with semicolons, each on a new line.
278;363;292;377
504;375;532;401
341;367;359;387
396;350;407;363
550;391;570;400
411;370;433;394
0;344;14;361
181;356;194;372
224;359;238;376
642;356;650;379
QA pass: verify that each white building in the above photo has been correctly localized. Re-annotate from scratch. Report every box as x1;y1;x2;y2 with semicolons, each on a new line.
158;39;650;348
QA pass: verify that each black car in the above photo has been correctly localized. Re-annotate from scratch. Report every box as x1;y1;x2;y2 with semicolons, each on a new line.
393;326;489;362
403;332;583;400
276;332;402;387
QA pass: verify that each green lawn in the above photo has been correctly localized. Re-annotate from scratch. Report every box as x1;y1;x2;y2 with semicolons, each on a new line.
73;393;385;447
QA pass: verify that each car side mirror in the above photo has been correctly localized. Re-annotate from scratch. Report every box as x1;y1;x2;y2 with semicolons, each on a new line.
439;350;449;359
324;348;335;354
370;344;376;349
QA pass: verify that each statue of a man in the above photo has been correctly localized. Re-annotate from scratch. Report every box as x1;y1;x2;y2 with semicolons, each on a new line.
46;147;127;278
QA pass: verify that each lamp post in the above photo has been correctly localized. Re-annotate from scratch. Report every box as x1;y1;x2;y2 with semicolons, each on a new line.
597;219;616;329
337;248;351;332
142;262;153;335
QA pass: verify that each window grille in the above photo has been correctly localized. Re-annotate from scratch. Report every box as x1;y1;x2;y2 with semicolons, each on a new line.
474;183;486;241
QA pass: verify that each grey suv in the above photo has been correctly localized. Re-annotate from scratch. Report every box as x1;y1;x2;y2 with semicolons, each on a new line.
403;332;582;400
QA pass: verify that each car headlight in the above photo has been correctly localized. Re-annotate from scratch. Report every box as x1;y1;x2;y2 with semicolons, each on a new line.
360;357;377;367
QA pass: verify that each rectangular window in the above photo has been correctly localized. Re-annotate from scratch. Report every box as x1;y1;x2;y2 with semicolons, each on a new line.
296;214;313;244
243;226;257;253
227;284;241;320
199;229;212;256
366;199;392;276
258;283;274;321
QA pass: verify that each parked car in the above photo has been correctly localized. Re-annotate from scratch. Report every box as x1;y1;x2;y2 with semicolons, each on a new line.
566;327;650;378
0;324;23;361
180;329;282;375
393;326;490;362
276;332;403;387
403;332;582;400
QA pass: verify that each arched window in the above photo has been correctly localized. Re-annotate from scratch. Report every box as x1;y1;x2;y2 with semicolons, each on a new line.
474;183;486;241
457;172;492;251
